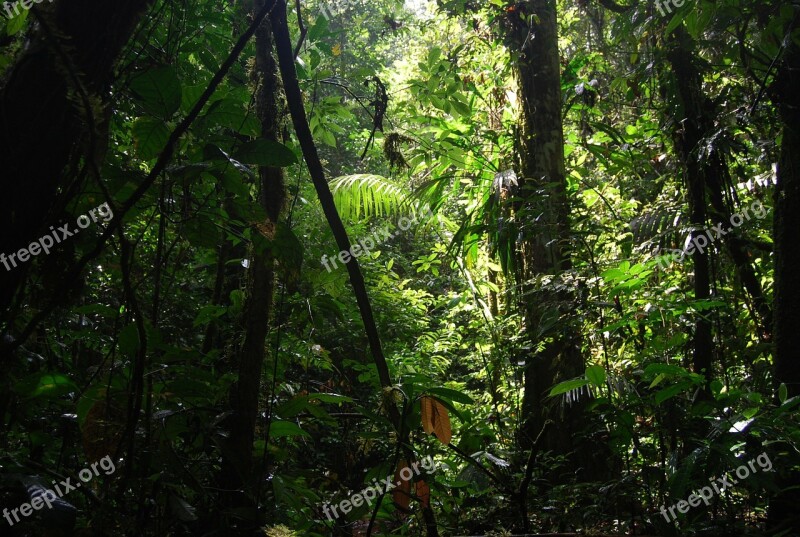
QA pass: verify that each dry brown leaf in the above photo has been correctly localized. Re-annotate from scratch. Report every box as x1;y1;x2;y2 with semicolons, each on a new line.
420;395;452;445
392;460;412;514
416;478;430;508
421;395;435;434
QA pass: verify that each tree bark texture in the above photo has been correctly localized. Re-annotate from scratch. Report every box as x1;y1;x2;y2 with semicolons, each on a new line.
502;0;592;477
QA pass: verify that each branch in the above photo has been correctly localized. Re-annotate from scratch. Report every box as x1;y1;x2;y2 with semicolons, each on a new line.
292;0;307;59
271;3;441;533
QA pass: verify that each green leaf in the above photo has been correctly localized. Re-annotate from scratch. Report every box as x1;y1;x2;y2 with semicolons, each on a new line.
268;222;304;271
196;48;219;73
14;373;78;399
307;393;353;404
182;215;222;249
742;407;759;419
601;268;625;282
664;9;689;35
654;381;691;404
131;117;170;160
779;383;788;404
426;387;474;405
202;98;247;131
232;139;298;167
449;97;471;117
549;379;590;397
275;393;351;419
193;305;227;327
76;385;104;424
308;15;329;42
129;66;182;118
119;323;141;357
6;8;28;35
649;373;666;389
331;174;410;220
75;304;118;318
205;144;256;178
181;85;207;114
269;421;311;439
585;365;606;389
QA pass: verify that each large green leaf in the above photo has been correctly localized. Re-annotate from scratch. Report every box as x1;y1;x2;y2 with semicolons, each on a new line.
549;378;590;397
14;373;78;399
585;365;606;389
269;421;311;439
654;381;692;404
331;174;411;220
129;66;182;118
132;117;170;160
232;139;298;167
202;98;250;132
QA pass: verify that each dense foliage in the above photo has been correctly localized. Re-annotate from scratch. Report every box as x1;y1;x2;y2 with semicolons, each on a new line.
0;0;798;536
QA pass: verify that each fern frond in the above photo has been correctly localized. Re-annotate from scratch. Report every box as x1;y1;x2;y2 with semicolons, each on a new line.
330;174;412;220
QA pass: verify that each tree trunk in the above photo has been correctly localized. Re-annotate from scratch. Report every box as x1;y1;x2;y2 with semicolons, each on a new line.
220;0;286;530
0;0;153;316
666;28;772;355
767;7;800;532
662;28;715;389
502;0;590;478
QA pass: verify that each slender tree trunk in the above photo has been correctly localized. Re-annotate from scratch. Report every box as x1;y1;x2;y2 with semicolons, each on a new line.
667;27;772;350
662;28;715;388
269;2;439;534
770;11;800;404
220;1;286;530
665;25;776;389
0;0;153;316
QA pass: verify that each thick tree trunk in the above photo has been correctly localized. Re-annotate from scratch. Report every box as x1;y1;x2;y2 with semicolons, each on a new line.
0;0;153;316
502;1;591;481
770;17;800;403
767;8;800;533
